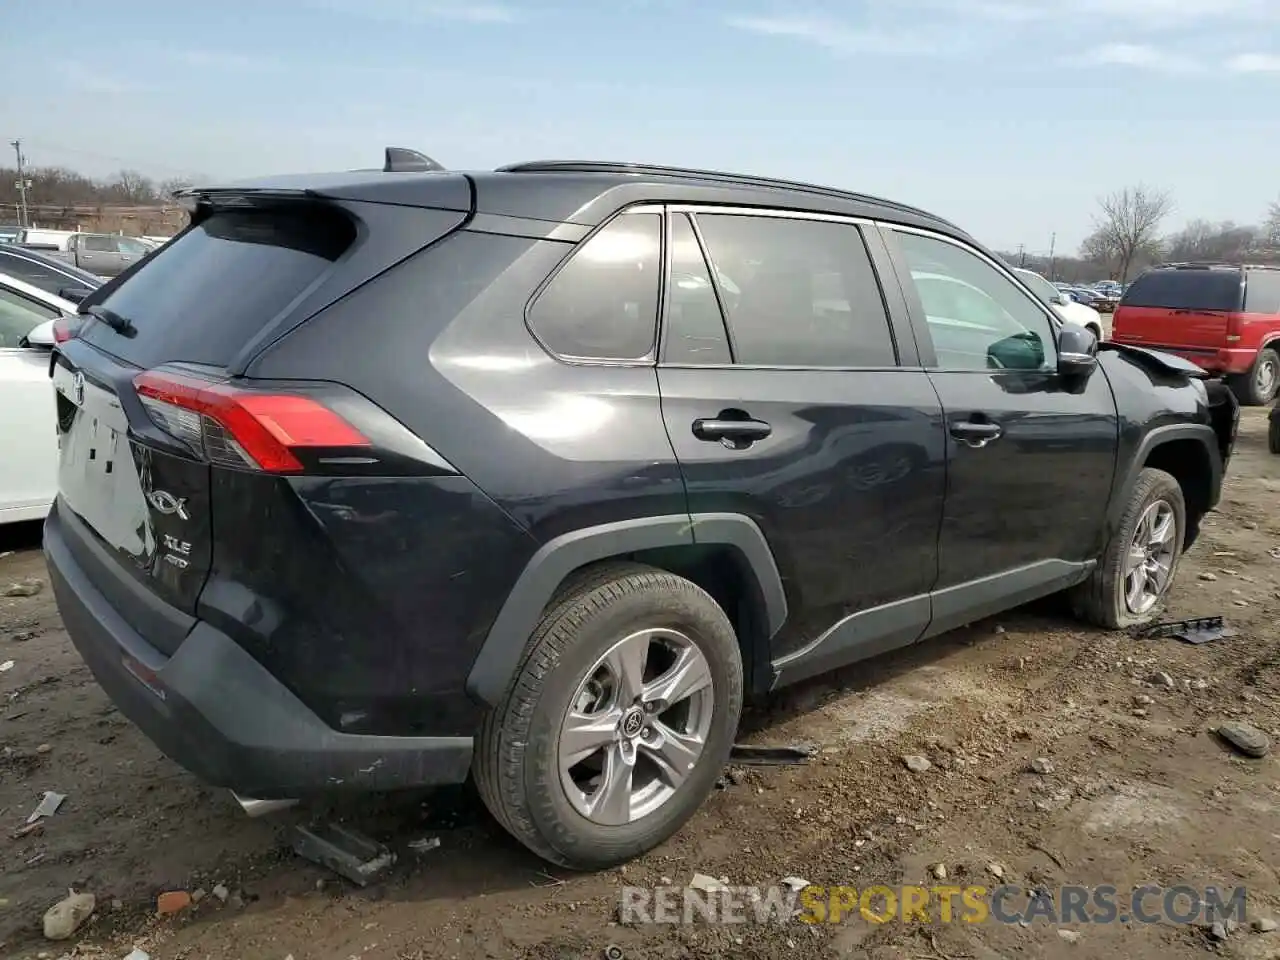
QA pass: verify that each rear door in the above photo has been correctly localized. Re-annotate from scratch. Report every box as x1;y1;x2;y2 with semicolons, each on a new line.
656;208;947;683
1114;268;1244;360
882;225;1118;634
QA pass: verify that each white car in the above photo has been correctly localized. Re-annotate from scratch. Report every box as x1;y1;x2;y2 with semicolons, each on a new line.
1013;268;1105;341
0;273;74;525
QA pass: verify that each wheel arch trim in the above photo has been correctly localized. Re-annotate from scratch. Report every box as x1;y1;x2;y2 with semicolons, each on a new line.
1108;424;1222;533
465;513;788;706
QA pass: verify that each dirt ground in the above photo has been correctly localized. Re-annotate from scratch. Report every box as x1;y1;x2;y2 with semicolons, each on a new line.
2;409;1279;960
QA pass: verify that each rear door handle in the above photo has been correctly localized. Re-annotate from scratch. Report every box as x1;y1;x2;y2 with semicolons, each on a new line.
949;420;1003;448
692;417;772;446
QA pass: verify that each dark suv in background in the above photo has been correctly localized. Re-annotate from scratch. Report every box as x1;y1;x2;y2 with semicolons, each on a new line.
46;151;1237;869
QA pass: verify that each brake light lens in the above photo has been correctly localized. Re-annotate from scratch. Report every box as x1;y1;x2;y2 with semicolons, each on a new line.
133;371;370;473
1225;312;1242;343
53;317;76;343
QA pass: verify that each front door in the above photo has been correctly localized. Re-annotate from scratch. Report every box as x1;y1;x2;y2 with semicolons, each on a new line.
881;226;1119;635
656;208;948;686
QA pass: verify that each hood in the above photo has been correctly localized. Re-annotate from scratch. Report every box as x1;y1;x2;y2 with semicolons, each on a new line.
1098;341;1210;379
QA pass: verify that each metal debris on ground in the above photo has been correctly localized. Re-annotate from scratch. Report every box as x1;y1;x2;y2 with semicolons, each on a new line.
602;946;625;960
290;822;396;887
407;836;441;854
26;790;66;824
728;744;815;765
1134;615;1235;645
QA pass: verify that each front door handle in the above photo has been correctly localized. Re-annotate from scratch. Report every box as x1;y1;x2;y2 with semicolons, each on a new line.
949;420;1003;448
692;416;772;448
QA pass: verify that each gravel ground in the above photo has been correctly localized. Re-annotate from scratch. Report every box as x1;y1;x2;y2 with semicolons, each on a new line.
2;409;1278;960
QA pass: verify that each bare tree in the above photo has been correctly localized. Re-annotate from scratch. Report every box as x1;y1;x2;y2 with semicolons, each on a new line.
157;176;196;201
1165;220;1257;263
1092;185;1174;282
110;169;156;203
1266;199;1280;246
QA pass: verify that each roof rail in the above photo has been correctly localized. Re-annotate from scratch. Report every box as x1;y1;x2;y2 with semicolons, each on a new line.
1154;261;1275;271
495;159;956;229
384;147;446;173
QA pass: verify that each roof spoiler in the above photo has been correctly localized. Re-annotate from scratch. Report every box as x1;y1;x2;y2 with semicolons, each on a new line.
383;147;445;173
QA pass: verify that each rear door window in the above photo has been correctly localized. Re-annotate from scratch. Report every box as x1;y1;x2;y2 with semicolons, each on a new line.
80;205;356;369
527;212;661;361
83;235;115;253
663;213;732;364
692;213;897;367
1122;270;1244;312
1244;270;1280;315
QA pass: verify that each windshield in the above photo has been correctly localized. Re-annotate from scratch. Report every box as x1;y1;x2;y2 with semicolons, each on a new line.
0;283;61;348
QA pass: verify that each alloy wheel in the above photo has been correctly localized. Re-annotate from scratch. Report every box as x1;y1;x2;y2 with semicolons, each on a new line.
558;628;714;825
1123;499;1177;615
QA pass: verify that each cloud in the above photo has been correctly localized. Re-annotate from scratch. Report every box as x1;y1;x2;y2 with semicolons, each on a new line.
726;15;944;56
168;50;281;72
1079;42;1201;72
308;0;521;24
1226;52;1280;72
62;64;138;95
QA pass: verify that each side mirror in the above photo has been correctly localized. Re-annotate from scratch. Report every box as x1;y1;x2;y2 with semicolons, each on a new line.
23;318;57;349
1054;292;1071;307
1057;322;1098;377
57;285;90;303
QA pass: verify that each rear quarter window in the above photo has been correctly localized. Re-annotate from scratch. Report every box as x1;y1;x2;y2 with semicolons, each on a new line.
1244;270;1280;315
80;206;356;369
1121;270;1244;312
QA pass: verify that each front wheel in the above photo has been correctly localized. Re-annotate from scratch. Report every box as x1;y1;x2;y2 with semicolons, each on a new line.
1071;467;1186;629
473;562;743;869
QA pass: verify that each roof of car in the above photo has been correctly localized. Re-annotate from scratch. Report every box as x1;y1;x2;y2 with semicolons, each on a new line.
196;157;972;242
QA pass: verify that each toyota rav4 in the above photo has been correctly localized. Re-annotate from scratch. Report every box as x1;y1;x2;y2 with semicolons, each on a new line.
46;151;1238;869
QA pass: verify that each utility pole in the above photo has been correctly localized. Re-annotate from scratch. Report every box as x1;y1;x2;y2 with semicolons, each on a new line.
10;140;31;229
1047;232;1056;281
1016;243;1026;267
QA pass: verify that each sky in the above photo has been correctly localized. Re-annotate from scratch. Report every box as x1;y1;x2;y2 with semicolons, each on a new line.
3;0;1278;253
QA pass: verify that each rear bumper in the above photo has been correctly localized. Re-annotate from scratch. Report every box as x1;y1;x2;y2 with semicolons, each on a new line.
45;501;473;798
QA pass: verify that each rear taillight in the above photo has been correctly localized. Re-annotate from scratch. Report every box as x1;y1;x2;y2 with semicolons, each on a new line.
53;317;76;343
133;371;370;473
1225;312;1243;343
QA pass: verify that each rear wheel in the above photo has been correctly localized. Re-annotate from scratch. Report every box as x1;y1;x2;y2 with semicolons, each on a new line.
474;563;742;869
1072;468;1185;629
1231;347;1280;406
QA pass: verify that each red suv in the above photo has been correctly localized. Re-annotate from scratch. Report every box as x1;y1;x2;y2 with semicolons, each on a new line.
1112;263;1280;405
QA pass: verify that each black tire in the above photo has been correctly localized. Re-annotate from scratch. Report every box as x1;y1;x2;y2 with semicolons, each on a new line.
1230;347;1280;406
473;562;743;869
1087;323;1103;342
1071;467;1186;629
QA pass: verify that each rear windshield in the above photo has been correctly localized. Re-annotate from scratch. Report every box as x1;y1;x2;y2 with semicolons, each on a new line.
1121;269;1244;312
80;205;355;368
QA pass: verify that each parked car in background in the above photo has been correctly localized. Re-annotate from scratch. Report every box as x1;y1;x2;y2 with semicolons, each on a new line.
1013;268;1105;339
46;152;1238;870
0;225;21;244
1112;263;1280;405
0;244;103;303
46;232;154;278
15;228;76;251
0;273;73;524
